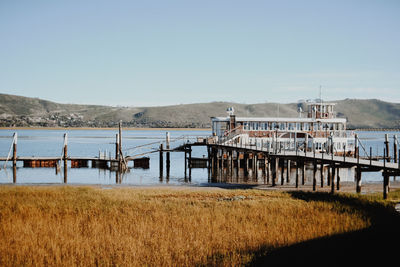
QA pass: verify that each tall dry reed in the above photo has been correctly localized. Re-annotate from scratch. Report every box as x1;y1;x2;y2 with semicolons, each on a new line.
0;186;369;266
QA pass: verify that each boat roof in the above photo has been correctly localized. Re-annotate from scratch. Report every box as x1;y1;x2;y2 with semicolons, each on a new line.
306;102;336;106
211;116;347;123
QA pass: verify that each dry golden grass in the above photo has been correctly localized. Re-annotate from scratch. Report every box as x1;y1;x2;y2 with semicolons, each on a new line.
0;186;370;266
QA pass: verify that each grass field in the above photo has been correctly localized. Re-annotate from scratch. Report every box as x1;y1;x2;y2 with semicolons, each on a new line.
0;186;399;266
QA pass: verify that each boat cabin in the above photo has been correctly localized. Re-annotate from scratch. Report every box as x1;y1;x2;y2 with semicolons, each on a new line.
211;102;352;154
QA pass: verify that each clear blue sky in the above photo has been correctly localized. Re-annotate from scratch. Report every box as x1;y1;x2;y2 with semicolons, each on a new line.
1;0;399;106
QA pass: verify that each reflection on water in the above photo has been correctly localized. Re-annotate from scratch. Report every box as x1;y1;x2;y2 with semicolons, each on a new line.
0;129;397;185
210;165;357;185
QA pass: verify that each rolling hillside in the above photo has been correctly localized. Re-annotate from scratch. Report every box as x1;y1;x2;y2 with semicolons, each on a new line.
0;93;399;129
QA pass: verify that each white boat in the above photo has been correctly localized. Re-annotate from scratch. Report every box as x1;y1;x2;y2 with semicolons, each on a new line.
211;101;354;155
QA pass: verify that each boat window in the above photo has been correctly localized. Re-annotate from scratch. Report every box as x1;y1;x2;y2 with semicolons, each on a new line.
271;122;277;130
288;123;294;130
260;122;265;130
253;122;259;130
244;122;249;130
265;122;269;130
279;123;286;130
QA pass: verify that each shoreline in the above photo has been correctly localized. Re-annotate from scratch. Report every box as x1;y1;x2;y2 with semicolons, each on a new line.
1;181;399;195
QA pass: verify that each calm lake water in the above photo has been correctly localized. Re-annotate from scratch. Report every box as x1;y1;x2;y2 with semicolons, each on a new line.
0;129;398;185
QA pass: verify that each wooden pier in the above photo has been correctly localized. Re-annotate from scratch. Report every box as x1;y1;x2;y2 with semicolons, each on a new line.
0;123;149;184
2;127;400;199
157;135;400;199
227;143;397;198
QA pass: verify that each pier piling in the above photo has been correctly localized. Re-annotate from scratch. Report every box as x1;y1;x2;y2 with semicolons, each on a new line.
355;166;362;193
63;133;68;183
312;160;317;191
12;133;17;167
166;132;170;177
330;165;335;194
385;134;390;162
159;144;163;179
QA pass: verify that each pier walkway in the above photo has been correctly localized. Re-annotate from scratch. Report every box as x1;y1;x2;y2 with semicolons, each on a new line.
168;140;400;199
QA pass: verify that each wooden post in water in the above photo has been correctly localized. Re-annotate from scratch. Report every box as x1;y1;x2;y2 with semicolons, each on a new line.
394;135;398;163
115;134;119;159
13;165;17;184
280;158;285;185
119;121;122;149
166;132;170;177
184;147;187;179
254;153;258;180
295;160;299;188
320;153;324;187
12;133;17;183
266;155;270;184
222;150;226;169
327;164;331;186
286;159;291;183
262;156;266;184
243;152;248;178
336;167;340;191
207;146;211;178
301;161;306;185
312;160;317;191
385;134;390;162
330;164;335;194
383;148;388;199
356;166;362;193
63;133;68;183
12;133;17;167
118;121;123;171
159;144;163;179
188;146;192;180
383;172;389;199
385;147;390;192
394;135;398;181
212;147;216;178
354;134;359;159
226;151;230;181
211;147;216;178
251;153;255;172
272;157;277;186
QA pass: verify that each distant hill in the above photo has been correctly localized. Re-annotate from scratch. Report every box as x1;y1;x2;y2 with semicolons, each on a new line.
1;93;400;129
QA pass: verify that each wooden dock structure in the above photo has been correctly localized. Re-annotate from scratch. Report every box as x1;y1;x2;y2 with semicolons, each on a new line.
0;123;150;184
2;127;400;199
157;134;400;199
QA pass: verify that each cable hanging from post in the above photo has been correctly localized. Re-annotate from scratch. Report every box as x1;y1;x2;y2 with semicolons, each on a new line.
3;133;17;170
355;135;370;158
